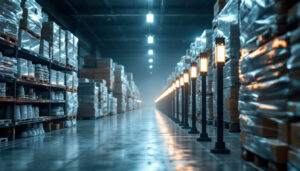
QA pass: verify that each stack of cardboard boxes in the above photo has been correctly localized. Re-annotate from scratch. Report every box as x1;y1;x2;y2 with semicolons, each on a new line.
19;0;42;54
239;0;300;169
77;79;99;119
114;65;127;113
79;58;115;91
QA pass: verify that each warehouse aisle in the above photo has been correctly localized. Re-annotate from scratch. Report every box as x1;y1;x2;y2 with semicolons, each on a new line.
0;108;248;171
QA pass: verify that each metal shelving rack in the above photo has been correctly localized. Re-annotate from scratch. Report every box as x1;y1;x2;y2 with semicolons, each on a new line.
0;39;77;139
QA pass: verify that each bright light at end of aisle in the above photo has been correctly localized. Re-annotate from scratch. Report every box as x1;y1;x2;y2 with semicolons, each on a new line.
149;65;153;69
149;58;153;63
146;13;154;23
148;49;153;55
147;35;154;44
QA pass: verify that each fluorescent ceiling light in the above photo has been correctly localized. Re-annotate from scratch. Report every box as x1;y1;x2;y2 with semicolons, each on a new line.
146;13;154;23
148;49;153;55
147;36;154;44
149;65;153;69
149;58;153;63
196;37;201;41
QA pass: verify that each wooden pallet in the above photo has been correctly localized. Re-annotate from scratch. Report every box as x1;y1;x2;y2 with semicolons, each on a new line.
0;119;12;124
66;115;77;120
0;32;18;45
22;28;40;39
224;121;240;132
53;59;66;66
66;63;76;71
0;137;8;143
19;75;36;81
66;87;77;92
16;118;33;122
242;147;287;171
17;95;29;100
77;116;100;120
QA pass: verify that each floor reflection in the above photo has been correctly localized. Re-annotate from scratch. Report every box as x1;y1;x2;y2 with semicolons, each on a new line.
0;108;250;171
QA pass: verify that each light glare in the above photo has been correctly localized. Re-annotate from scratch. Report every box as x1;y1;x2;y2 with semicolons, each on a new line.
149;58;153;63
148;36;154;44
148;49;153;55
146;13;154;23
149;65;153;69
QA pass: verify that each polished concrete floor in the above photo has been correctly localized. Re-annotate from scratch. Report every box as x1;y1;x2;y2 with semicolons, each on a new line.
0;108;252;171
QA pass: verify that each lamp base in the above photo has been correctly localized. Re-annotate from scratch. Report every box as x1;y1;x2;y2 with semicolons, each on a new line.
210;142;230;154
188;129;199;134
197;137;211;142
210;148;230;154
182;125;190;129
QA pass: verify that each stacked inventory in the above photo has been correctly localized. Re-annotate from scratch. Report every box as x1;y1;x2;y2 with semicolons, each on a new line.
0;0;22;44
79;58;115;91
19;0;42;53
98;80;108;116
0;1;79;140
41;21;60;62
239;0;300;168
58;28;66;65
193;29;214;122
212;0;240;131
65;31;78;70
108;92;117;115
114;64;127;113
0;52;17;77
78;79;99;119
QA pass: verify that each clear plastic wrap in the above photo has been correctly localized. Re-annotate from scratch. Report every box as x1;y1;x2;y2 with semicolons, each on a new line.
19;29;40;53
0;82;5;97
50;69;56;85
213;0;240;60
66;73;73;88
39;39;50;58
78;81;99;117
17;58;28;77
20;0;42;35
0;52;17;77
56;71;65;86
0;0;22;39
239;0;289;52
27;60;34;78
41;22;60;61
59;29;66;65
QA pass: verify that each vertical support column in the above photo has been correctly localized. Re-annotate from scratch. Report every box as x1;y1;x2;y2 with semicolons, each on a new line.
183;83;190;129
197;74;211;141
189;78;199;134
210;63;229;153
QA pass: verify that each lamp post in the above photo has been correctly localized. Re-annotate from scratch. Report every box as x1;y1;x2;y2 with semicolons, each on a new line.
172;82;176;121
180;74;185;126
189;62;199;134
197;53;211;141
210;37;230;154
175;78;180;123
182;69;190;129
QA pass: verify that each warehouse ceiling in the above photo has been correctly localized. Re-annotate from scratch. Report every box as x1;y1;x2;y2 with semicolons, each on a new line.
40;0;214;105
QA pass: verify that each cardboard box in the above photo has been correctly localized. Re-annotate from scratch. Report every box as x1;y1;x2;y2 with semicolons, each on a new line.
290;122;300;149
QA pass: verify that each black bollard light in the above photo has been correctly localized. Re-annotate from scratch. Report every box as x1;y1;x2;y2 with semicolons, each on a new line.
180;74;185;126
210;37;230;154
197;52;211;141
172;82;176;121
189;62;199;134
182;69;190;129
175;78;180;123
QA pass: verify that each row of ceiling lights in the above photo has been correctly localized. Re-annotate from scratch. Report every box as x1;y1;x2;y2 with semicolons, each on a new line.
146;13;154;73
